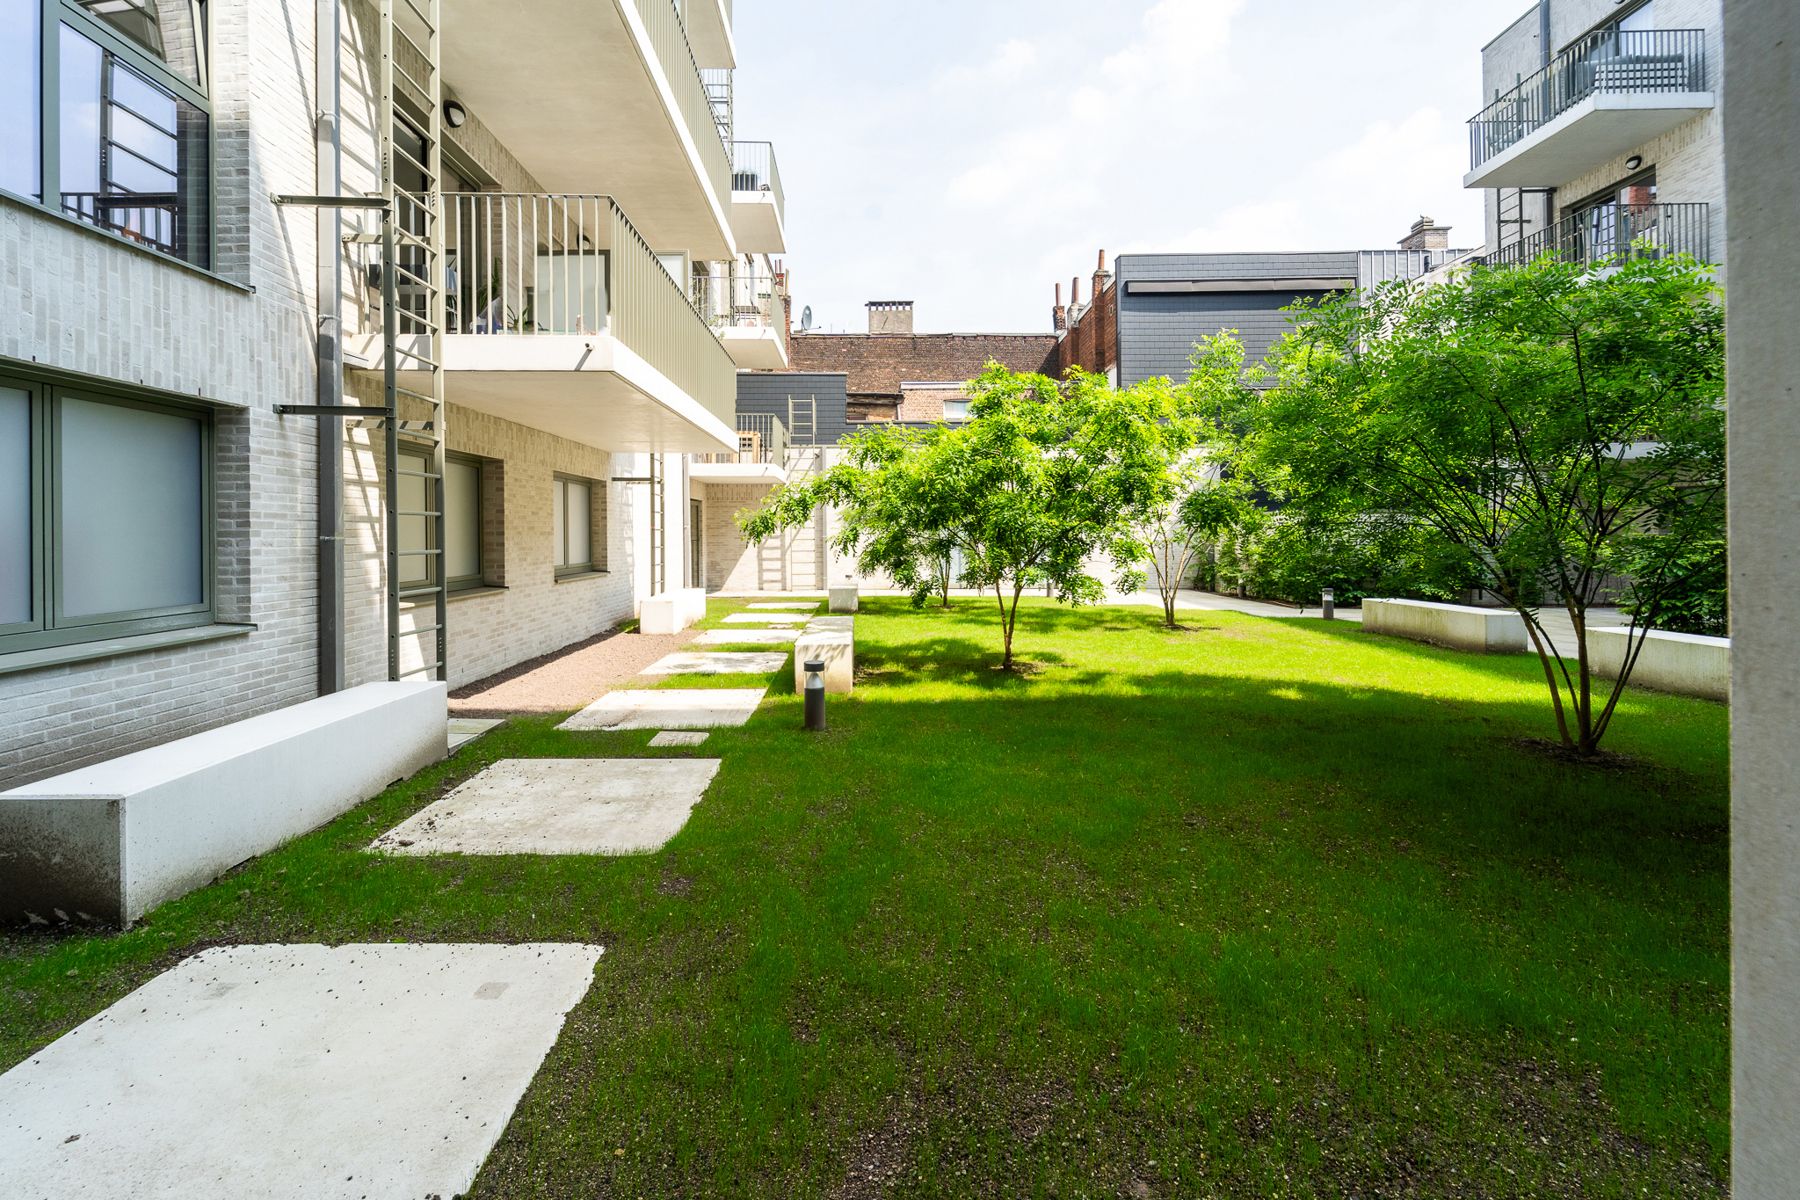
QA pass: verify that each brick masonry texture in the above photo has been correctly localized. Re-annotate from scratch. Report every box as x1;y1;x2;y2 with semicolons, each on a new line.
787;333;1059;419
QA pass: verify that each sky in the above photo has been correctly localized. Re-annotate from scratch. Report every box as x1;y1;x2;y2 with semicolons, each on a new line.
731;0;1531;335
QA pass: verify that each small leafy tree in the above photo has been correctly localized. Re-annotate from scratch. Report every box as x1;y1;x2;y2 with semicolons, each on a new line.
1236;253;1724;756
741;365;1172;669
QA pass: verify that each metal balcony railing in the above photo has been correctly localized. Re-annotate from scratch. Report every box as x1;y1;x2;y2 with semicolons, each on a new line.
1469;28;1709;169
629;0;731;207
696;412;788;466
693;267;789;359
1479;202;1711;269
730;140;784;216
443;192;736;424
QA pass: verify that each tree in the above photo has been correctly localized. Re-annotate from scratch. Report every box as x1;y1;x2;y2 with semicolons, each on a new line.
1235;253;1724;756
740;365;1173;669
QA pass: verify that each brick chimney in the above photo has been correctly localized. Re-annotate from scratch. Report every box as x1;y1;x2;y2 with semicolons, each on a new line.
1399;216;1453;252
866;300;914;335
1053;282;1067;333
1092;249;1112;302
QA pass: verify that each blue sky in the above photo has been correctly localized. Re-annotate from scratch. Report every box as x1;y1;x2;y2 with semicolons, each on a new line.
732;0;1531;334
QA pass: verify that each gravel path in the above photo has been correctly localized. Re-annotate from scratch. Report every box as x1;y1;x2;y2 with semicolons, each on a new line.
450;625;697;717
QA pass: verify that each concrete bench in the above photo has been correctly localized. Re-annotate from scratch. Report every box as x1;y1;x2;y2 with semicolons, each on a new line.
640;588;708;635
0;681;446;926
1362;598;1528;653
829;586;859;614
793;616;854;695
1587;626;1730;701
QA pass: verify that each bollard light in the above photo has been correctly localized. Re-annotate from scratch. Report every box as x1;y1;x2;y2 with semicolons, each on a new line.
1321;587;1336;620
803;659;827;732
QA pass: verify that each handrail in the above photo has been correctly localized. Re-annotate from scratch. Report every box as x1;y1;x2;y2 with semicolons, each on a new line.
442;191;736;427
630;0;731;210
1469;28;1708;169
693;266;788;360
1478;201;1711;269
698;412;788;465
730;140;784;221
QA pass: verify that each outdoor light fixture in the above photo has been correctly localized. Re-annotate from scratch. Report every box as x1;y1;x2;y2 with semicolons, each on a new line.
1321;588;1336;621
1626;154;1644;170
443;99;468;129
803;660;827;731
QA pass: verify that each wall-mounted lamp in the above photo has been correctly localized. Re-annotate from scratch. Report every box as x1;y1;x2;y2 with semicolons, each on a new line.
443;99;468;129
1625;154;1644;171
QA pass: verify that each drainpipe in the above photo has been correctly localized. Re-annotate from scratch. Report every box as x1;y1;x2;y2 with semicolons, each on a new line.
1539;1;1552;66
315;0;346;694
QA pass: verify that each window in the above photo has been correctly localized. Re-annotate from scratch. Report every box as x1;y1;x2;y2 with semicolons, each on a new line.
553;476;599;577
397;448;487;594
1;369;214;654
2;1;211;269
943;399;971;421
443;454;483;589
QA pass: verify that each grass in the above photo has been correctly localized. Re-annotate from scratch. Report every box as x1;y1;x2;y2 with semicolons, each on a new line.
0;597;1728;1197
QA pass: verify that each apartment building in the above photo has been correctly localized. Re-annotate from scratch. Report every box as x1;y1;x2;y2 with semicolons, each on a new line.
0;0;789;786
1055;233;1468;389
1467;0;1722;270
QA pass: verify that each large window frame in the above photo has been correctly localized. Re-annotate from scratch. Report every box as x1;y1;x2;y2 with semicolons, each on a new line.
0;365;217;657
552;474;603;580
442;451;486;593
2;0;215;271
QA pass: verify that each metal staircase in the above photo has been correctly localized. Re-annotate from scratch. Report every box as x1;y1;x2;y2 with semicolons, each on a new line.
380;0;448;682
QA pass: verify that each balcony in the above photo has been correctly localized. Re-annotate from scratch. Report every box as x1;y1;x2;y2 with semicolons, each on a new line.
694;268;790;369
730;141;787;253
354;193;737;454
440;0;734;258
691;413;790;484
685;0;735;69
1478;202;1711;269
1465;28;1712;189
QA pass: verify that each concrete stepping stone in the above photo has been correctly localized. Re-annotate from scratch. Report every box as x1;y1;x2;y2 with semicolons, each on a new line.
748;602;820;611
693;628;798;646
723;612;809;625
372;758;721;856
649;731;710;748
558;688;766;731
0;942;602;1200
641;651;789;677
448;716;504;752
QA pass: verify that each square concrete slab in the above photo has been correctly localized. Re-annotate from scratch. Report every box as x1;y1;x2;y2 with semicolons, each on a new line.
723;612;809;625
748;602;821;611
371;758;721;856
448;717;504;752
693;628;798;646
649;731;710;748
558;689;766;732
0;942;602;1200
641;651;789;677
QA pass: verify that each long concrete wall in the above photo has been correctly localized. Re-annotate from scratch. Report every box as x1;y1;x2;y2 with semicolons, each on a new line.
1725;0;1800;1192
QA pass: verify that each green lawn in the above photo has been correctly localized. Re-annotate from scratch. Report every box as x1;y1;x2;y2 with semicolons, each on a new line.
0;598;1729;1197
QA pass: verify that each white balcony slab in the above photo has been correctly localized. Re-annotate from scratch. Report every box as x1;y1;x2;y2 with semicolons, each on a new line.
372;759;720;856
0;682;446;926
0;943;602;1200
559;689;766;732
1465;91;1715;189
723;612;809;625
730;190;787;255
649;731;711;748
641;652;790;676
717;325;789;371
1587;626;1730;701
1362;599;1528;653
690;458;787;484
692;628;799;646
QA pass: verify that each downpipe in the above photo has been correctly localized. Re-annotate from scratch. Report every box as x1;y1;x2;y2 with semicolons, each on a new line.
315;0;346;694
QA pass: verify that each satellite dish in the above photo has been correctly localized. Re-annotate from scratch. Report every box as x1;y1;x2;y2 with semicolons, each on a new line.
800;305;814;332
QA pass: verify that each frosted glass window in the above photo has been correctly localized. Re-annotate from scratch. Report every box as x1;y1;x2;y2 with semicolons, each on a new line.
58;397;203;618
397;449;431;587
0;387;30;625
554;478;592;573
0;0;40;199
444;457;481;584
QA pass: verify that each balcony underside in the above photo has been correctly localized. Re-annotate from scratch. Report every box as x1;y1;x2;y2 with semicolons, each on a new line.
1465;92;1714;188
718;326;788;370
691;462;786;485
686;0;736;68
730;191;787;254
441;0;733;259
351;335;738;454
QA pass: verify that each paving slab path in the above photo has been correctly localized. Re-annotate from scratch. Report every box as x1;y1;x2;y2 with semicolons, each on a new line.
693;628;799;646
559;688;767;732
372;759;721;856
723;612;810;625
641;651;789;677
450;625;697;716
0;943;602;1200
747;602;821;611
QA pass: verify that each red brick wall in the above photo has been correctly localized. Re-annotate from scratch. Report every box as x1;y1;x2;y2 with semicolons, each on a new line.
788;333;1060;400
1053;281;1118;378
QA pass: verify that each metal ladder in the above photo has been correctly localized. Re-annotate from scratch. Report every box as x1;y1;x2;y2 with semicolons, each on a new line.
380;0;448;683
787;395;817;447
648;454;666;595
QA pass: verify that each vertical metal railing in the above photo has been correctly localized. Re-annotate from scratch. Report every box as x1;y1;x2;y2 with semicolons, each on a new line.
442;192;737;429
629;0;731;209
692;264;788;358
1479;202;1711;268
730;140;784;216
1469;28;1709;168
